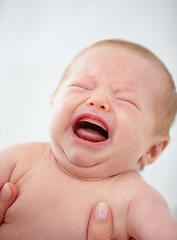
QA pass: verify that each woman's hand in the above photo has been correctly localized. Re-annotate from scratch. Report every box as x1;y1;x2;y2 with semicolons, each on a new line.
87;202;136;240
0;182;18;224
87;202;113;240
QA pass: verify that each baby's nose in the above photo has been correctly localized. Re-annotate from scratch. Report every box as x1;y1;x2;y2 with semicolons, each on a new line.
86;95;111;112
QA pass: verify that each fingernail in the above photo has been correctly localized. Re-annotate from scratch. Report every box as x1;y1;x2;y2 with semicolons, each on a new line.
0;183;12;201
95;202;108;221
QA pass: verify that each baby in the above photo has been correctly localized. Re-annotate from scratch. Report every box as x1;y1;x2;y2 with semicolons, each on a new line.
0;39;177;240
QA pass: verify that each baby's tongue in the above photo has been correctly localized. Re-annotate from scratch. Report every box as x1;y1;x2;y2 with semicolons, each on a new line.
76;127;107;142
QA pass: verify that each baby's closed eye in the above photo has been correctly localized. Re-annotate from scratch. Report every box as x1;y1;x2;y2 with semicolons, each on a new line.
69;83;92;90
115;97;139;110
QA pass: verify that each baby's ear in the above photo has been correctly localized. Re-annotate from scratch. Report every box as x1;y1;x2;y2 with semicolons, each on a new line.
139;135;170;166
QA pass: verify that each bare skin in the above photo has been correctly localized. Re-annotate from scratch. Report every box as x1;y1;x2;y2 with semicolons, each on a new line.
0;143;141;239
0;183;115;240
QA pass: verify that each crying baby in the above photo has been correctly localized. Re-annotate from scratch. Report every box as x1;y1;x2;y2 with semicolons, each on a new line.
0;39;177;240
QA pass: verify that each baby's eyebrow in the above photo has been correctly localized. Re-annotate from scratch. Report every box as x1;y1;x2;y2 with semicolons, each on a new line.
112;84;141;96
112;84;134;92
71;73;97;82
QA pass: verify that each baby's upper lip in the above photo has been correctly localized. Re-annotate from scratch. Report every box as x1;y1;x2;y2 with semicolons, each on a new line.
76;115;108;130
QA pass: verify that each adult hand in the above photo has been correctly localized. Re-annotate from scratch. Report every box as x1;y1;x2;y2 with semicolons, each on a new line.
87;202;136;240
87;202;113;240
0;182;18;224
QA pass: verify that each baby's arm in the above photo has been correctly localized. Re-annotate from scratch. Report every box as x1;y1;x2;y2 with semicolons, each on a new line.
0;142;41;187
127;186;177;240
0;145;19;188
0;143;37;202
0;145;21;225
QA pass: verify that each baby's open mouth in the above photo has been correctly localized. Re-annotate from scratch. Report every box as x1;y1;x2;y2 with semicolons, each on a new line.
74;120;109;142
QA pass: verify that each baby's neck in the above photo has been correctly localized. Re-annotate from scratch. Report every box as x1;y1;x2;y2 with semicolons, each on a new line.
58;163;108;181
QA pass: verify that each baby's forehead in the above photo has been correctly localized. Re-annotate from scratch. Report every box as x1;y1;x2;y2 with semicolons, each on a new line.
70;44;161;76
69;45;162;84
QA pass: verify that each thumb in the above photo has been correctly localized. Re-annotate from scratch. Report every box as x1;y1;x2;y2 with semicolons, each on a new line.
0;182;18;224
87;202;113;240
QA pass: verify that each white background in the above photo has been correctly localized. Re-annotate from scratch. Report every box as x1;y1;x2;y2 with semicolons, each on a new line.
0;0;177;220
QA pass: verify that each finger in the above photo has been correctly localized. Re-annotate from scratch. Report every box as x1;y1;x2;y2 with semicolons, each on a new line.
0;182;18;224
87;202;113;240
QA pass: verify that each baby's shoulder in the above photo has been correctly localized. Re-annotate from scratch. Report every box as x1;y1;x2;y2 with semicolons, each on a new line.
111;171;167;206
126;174;169;212
0;142;51;183
0;142;51;168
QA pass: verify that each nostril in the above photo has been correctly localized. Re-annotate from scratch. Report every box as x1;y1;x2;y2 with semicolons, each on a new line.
86;99;94;106
86;99;110;112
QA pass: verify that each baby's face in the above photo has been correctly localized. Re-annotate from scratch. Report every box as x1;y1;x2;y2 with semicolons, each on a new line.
49;45;159;179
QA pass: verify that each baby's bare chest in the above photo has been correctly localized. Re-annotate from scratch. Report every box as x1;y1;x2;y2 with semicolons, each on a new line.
1;163;131;240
